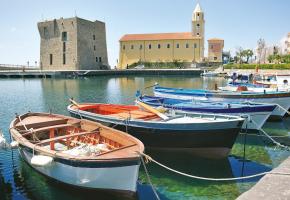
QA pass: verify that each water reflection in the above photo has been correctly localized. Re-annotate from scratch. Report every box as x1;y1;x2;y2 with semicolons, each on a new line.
0;76;289;200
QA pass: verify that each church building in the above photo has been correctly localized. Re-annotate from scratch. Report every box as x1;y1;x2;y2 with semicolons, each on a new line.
118;3;223;69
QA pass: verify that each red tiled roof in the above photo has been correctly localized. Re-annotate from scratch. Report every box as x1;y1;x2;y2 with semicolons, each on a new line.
208;38;224;41
120;32;200;41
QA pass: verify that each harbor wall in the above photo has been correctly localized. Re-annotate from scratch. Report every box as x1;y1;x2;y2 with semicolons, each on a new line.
0;69;203;78
237;156;290;200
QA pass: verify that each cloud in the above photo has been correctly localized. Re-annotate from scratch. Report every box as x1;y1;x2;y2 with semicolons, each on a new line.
10;27;17;33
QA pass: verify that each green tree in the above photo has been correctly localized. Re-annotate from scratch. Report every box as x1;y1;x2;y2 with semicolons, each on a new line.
242;49;254;63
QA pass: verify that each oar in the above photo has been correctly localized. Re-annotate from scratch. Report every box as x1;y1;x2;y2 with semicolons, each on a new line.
136;101;169;120
69;98;80;108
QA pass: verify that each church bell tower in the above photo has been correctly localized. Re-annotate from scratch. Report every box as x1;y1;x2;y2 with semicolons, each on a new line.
192;3;205;60
192;3;205;38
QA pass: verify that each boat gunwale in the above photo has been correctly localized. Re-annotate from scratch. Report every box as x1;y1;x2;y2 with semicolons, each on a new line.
67;104;245;124
9;112;144;162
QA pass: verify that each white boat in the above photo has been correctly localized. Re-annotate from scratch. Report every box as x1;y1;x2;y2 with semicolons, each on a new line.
9;112;144;194
201;70;227;77
137;95;276;130
154;86;290;119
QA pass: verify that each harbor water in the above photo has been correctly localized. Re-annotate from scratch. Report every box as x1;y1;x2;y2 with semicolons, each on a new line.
0;75;289;200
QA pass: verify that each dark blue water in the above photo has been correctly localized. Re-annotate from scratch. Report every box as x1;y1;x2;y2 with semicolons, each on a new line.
0;76;289;200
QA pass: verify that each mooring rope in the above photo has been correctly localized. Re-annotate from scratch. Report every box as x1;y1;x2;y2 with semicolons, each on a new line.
251;119;290;151
140;154;161;200
137;152;290;182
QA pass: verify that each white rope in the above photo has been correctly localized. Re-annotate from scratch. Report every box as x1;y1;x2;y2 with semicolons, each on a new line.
251;119;290;151
137;152;290;181
140;154;161;200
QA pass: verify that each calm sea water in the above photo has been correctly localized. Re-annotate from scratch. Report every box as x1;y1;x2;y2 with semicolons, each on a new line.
0;75;289;200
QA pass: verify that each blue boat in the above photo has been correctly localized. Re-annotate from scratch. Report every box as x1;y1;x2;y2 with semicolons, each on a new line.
153;86;290;119
137;95;276;130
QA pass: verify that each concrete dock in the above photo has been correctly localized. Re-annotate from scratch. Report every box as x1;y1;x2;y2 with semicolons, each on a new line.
0;69;203;78
237;156;290;200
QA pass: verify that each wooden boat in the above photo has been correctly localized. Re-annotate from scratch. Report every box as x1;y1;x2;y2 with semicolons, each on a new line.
9;112;144;194
137;95;276;131
67;102;245;158
154;86;290;119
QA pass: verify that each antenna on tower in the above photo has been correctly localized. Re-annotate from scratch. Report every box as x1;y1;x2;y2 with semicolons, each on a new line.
74;10;77;17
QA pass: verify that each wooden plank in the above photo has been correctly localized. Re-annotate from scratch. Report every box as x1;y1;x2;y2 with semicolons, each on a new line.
22;124;77;137
36;131;98;145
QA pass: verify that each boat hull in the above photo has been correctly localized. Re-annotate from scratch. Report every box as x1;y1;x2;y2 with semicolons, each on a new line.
68;109;243;158
19;146;140;193
154;89;290;118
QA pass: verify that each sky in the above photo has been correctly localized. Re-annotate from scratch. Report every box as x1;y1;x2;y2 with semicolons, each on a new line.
0;0;289;67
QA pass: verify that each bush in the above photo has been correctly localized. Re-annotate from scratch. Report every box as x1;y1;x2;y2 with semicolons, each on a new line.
224;63;290;70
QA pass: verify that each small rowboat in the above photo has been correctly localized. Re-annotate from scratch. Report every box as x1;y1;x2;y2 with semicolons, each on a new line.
154;86;290;119
9;112;144;194
67;102;245;158
137;95;276;131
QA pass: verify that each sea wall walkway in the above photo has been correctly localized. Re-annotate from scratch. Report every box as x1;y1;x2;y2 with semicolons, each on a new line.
0;69;203;78
237;156;290;199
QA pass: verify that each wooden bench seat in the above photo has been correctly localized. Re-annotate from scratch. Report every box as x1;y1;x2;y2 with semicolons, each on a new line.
22;123;80;137
108;110;157;120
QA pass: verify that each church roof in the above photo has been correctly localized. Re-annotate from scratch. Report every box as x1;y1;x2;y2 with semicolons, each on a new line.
208;38;224;41
120;32;200;41
194;3;203;13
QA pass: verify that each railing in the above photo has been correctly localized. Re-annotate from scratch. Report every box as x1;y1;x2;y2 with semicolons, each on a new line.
0;64;39;71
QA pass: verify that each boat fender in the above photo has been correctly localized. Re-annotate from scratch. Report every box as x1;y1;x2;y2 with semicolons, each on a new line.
31;155;54;167
10;141;19;149
0;133;9;149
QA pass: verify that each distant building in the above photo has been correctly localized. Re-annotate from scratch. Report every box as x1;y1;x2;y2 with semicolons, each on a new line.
118;3;224;69
38;17;108;70
208;38;224;63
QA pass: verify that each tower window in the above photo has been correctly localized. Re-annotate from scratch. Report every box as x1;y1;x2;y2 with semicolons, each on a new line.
49;54;53;65
44;27;48;38
63;53;66;65
62;32;67;41
99;57;102;63
186;43;189;48
96;57;98;62
158;44;161;49
176;44;180;48
167;44;170;48
194;44;197;48
197;33;200;36
93;35;96;40
131;45;134;49
149;44;152;49
197;24;200;30
123;45;125;50
140;44;143;49
211;45;214;49
214;57;217;60
63;42;66;52
94;45;96;51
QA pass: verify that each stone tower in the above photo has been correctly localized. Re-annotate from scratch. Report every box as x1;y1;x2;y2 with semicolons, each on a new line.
38;17;109;70
192;3;205;60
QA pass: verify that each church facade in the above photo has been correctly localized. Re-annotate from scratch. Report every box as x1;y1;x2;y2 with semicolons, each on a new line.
118;3;223;69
